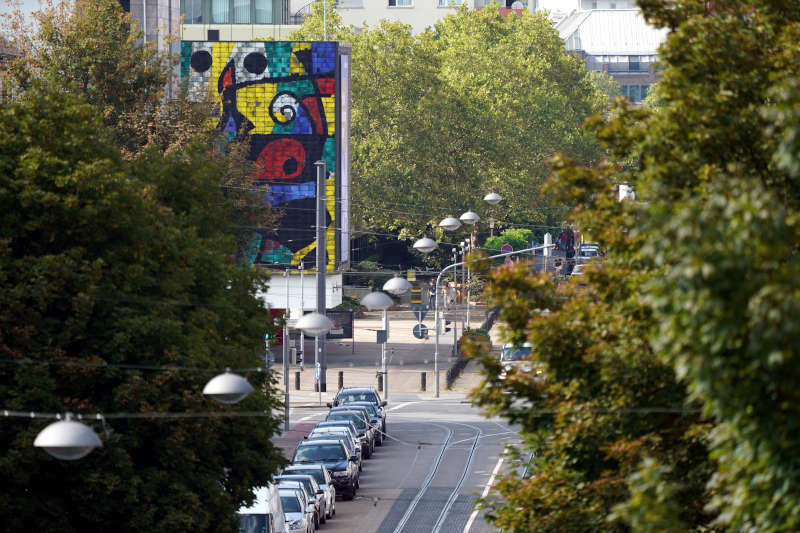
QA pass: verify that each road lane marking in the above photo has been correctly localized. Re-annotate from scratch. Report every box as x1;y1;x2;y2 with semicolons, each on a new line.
387;401;420;412
462;455;505;533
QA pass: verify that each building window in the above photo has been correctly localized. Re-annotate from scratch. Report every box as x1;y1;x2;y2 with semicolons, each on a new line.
254;0;272;22
591;1;597;7
629;56;641;72
182;0;203;23
211;0;229;23
388;0;412;6
233;0;249;23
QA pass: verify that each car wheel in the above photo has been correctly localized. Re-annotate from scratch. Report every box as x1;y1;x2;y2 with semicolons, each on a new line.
343;488;355;501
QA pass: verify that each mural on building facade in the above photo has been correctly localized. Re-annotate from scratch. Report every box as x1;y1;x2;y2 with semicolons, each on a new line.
180;41;342;269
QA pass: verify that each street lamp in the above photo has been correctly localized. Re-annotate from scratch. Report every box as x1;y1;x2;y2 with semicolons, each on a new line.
413;237;437;254
203;370;255;404
361;291;394;399
34;413;103;460
280;311;333;431
483;192;503;205
459;211;480;226
383;275;412;295
438;217;462;232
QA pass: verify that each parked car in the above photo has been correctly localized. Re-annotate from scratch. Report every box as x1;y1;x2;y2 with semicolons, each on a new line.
330;387;387;434
328;406;376;446
276;480;319;530
499;342;534;381
238;484;287;533
292;439;358;501
278;488;313;533
325;409;374;458
276;474;326;526
283;464;336;520
345;401;384;445
308;426;362;473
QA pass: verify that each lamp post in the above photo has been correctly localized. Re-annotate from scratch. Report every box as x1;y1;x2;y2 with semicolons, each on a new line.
314;160;328;393
361;291;394;398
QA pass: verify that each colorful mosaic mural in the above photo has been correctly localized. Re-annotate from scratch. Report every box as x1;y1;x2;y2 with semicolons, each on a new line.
181;41;345;270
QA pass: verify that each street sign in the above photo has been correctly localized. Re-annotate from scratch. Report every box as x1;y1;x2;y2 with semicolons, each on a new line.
501;243;513;254
315;361;321;380
412;323;428;339
377;330;387;344
410;303;428;322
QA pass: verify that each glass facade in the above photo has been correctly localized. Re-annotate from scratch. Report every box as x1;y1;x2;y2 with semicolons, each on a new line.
181;0;277;24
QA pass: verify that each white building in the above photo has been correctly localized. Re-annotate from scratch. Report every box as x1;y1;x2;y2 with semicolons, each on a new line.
556;8;667;103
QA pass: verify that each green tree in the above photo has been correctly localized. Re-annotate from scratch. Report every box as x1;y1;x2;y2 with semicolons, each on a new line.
471;0;800;531
0;86;285;532
291;5;604;241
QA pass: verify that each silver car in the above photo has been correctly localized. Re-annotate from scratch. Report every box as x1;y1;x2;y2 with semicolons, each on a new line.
284;464;336;520
276;474;326;526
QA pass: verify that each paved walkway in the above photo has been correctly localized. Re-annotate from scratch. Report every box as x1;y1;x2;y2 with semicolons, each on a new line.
275;303;499;406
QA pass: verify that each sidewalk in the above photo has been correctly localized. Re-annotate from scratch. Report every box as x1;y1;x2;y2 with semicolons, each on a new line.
275;303;495;405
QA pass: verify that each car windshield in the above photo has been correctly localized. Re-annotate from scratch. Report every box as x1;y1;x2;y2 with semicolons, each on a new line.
295;443;346;462
339;392;377;404
289;469;325;484
502;346;531;361
238;514;270;533
280;496;301;513
581;249;598;257
279;476;314;494
327;413;366;431
351;403;377;416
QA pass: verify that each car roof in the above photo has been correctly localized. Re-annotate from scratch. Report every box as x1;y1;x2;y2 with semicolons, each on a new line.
286;463;326;471
297;438;344;446
338;387;376;393
502;342;533;348
238;486;277;514
278;474;318;485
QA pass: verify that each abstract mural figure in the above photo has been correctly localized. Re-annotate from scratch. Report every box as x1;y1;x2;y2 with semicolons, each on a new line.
181;41;344;269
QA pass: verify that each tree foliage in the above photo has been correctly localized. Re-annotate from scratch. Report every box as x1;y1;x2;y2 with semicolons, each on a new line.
292;5;605;241
470;0;800;531
0;83;285;533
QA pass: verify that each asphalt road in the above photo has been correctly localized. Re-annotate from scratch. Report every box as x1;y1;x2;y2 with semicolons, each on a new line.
284;398;519;533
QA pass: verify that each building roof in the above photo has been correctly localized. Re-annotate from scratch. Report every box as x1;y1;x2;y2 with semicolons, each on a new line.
556;9;668;56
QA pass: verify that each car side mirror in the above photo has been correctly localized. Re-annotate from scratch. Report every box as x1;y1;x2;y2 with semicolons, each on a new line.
349;456;357;462
381;401;387;407
316;489;324;494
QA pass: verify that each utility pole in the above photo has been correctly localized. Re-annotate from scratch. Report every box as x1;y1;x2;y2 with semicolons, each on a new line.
315;161;328;392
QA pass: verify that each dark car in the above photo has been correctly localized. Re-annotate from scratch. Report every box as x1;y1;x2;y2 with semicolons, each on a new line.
292;439;358;501
306;431;362;479
313;421;362;467
345;401;384;445
331;387;387;434
325;409;374;458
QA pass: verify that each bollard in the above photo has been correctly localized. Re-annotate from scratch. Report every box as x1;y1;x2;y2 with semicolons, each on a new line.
295;371;300;390
377;373;383;392
420;371;427;392
338;371;344;390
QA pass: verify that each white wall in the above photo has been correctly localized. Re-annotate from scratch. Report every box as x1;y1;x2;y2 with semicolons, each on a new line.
336;0;473;35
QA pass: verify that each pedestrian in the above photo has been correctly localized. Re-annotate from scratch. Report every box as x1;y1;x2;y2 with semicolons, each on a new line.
428;279;436;308
442;282;452;310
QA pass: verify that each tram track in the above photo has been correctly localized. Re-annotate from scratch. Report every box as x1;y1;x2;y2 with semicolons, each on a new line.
390;421;484;533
